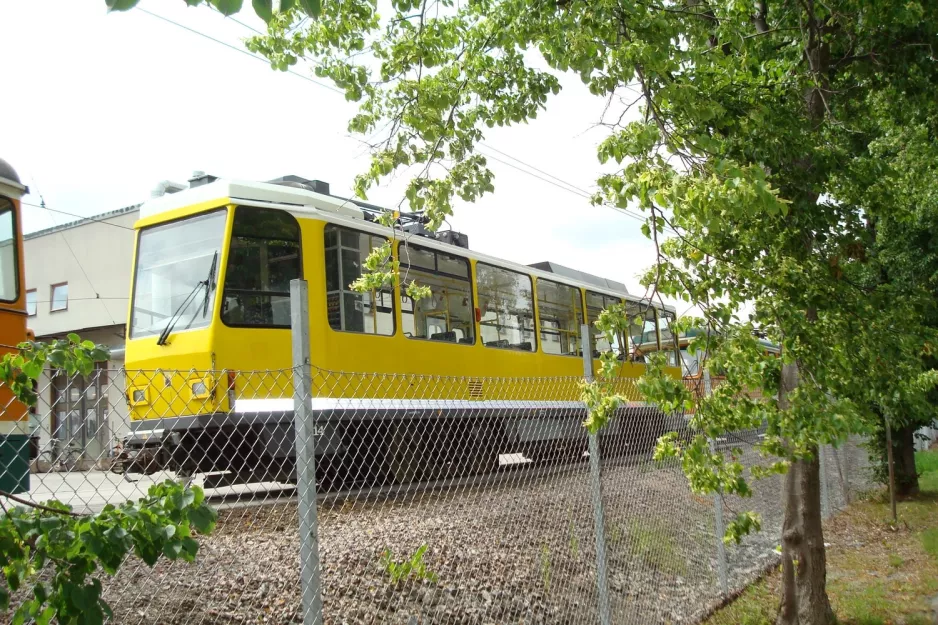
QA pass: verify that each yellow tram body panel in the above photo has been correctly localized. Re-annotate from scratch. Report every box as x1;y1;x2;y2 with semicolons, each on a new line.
123;181;680;422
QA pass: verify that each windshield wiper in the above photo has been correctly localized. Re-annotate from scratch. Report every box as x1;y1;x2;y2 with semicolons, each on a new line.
155;251;218;346
201;251;219;318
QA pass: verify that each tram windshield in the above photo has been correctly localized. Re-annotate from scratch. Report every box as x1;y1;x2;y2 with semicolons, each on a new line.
130;210;228;339
0;198;17;303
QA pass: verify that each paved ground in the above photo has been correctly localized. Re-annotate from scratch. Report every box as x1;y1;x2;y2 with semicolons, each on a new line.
24;469;295;513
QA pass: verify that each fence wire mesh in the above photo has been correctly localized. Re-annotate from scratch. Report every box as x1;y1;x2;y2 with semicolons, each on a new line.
0;365;876;624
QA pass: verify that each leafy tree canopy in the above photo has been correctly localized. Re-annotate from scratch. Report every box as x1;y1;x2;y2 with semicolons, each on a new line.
101;0;938;622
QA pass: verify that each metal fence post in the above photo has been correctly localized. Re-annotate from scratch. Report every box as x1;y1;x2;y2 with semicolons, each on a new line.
819;443;830;519
291;279;323;625
581;325;611;625
703;369;729;596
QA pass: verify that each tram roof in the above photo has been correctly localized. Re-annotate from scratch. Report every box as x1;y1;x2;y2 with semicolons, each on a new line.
0;157;27;199
137;178;675;314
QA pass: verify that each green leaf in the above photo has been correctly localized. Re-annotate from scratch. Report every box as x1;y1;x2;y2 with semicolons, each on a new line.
21;360;42;380
12;605;27;625
66;333;80;344
105;0;139;10
297;0;321;18
188;506;217;534
252;0;272;21
35;607;56;625
212;0;244;15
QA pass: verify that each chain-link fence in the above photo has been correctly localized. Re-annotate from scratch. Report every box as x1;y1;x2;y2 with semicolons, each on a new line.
0;310;877;624
1;365;876;625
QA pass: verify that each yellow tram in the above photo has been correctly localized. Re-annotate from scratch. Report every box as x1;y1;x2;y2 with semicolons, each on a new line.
120;175;682;486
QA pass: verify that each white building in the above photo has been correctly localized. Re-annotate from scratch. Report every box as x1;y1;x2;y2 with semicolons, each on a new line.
24;205;139;461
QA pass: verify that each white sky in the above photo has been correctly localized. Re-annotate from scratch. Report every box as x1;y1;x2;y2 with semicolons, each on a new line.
1;0;682;309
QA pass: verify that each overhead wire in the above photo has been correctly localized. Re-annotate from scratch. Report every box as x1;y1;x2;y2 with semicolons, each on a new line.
136;7;343;94
21;201;136;232
176;4;656;227
22;202;121;326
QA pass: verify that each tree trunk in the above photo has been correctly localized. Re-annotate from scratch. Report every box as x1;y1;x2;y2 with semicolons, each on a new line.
894;423;920;497
776;363;835;625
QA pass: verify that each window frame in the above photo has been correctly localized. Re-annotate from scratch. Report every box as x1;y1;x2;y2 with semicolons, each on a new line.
586;290;625;356
658;309;681;367
220;205;303;330
398;242;475;346
0;200;19;304
475;261;537;353
536;277;583;357
26;288;37;317
129;206;229;339
323;224;395;337
50;282;69;312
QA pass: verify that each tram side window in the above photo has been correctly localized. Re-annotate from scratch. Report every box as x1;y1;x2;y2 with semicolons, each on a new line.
222;207;301;327
538;279;582;356
0;199;17;303
625;301;650;362
476;264;536;351
399;243;474;344
660;311;680;367
586;292;624;356
324;225;394;335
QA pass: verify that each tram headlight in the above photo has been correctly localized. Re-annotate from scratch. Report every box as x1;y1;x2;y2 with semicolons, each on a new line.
191;381;207;396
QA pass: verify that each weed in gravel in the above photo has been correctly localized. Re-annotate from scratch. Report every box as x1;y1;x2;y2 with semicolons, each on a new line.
568;516;580;559
540;544;551;594
888;553;904;568
628;518;688;576
380;544;438;584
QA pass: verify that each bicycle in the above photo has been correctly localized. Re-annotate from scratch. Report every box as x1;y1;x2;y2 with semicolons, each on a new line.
34;440;82;473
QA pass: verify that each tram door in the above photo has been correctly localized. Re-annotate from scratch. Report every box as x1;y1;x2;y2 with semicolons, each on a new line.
51;365;109;465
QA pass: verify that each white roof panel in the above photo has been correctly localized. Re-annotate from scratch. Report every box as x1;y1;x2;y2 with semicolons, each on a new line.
138;179;365;221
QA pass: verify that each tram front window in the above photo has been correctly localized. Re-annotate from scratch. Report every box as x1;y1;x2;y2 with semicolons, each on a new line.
0;199;16;303
130;210;228;338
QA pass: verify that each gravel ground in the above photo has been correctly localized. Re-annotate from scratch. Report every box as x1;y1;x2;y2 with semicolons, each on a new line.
9;439;868;625
90;447;799;625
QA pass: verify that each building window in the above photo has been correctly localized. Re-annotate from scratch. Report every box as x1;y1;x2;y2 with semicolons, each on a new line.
586;291;624;355
476;263;536;351
537;279;582;356
398;243;474;344
26;289;37;316
0;199;18;303
221;207;301;328
50;282;68;312
324;225;393;335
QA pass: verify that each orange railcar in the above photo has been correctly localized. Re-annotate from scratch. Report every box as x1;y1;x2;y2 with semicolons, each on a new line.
0;157;31;494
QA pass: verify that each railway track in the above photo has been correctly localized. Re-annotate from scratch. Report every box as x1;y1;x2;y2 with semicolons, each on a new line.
203;445;663;511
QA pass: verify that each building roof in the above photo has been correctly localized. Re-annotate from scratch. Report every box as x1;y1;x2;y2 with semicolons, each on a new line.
25;204;141;240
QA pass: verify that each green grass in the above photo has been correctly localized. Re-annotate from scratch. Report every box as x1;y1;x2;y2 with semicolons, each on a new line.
916;448;938;492
705;449;938;625
627;518;688;576
915;448;938;474
923;528;938;559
